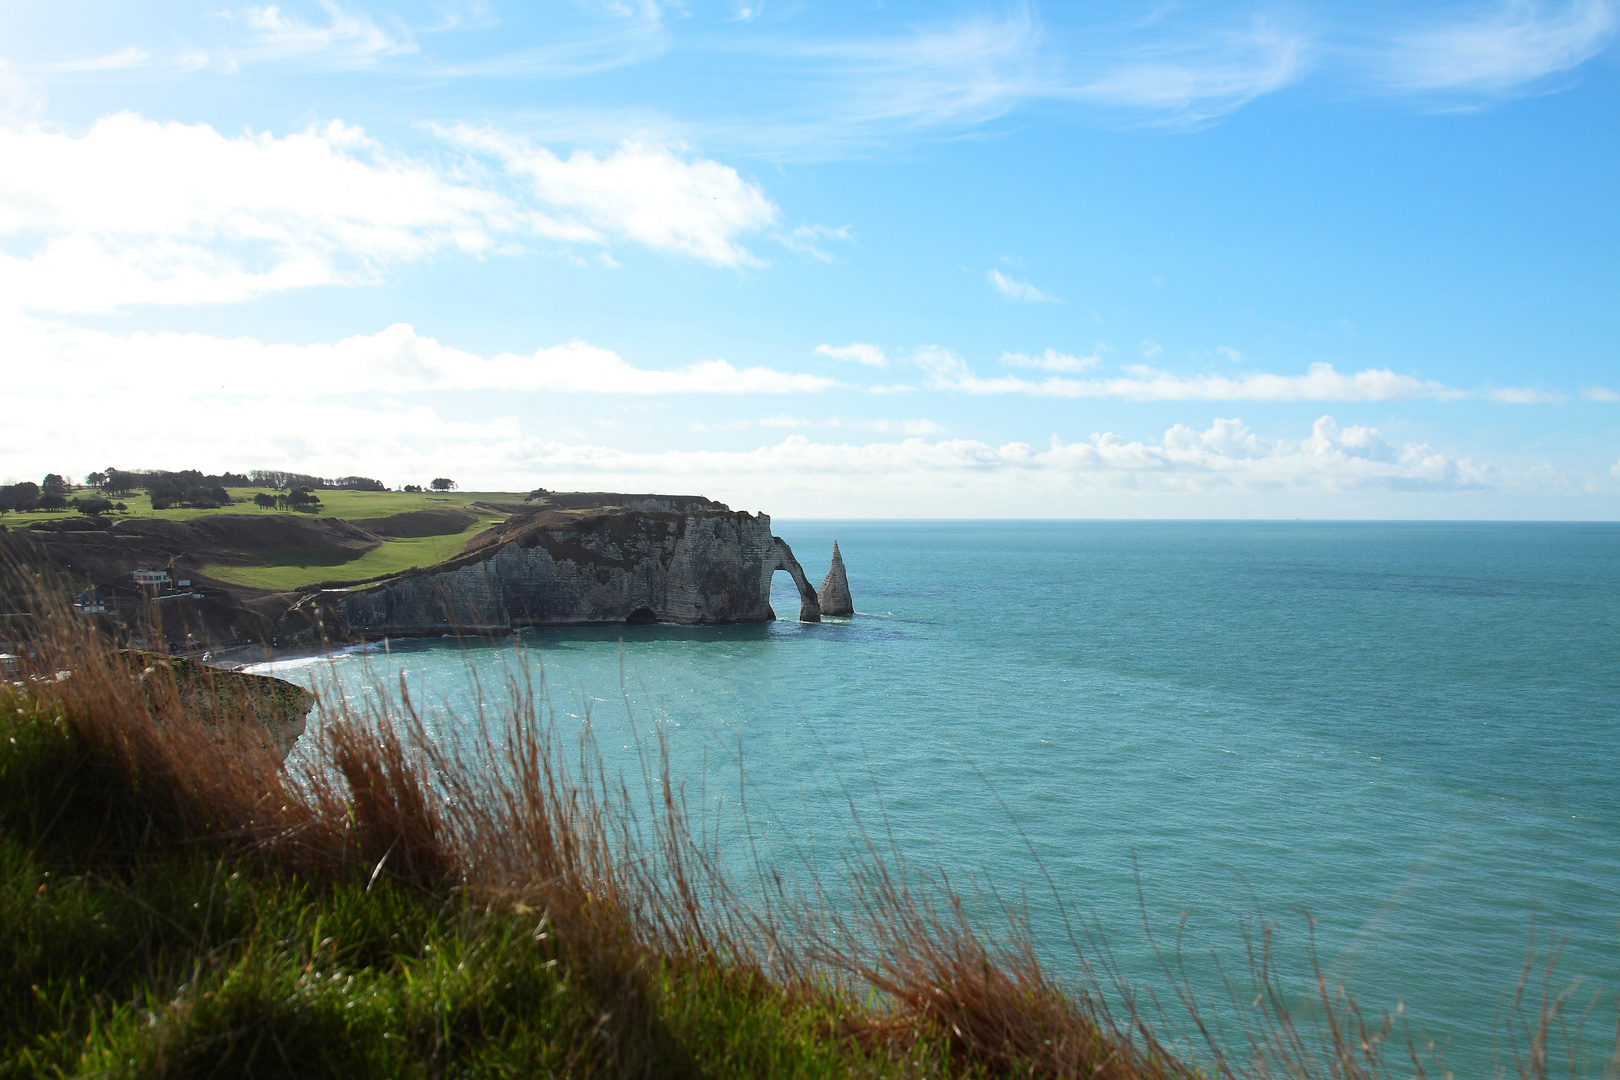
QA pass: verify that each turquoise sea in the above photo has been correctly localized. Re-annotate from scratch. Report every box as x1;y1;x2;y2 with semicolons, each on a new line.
254;521;1620;1074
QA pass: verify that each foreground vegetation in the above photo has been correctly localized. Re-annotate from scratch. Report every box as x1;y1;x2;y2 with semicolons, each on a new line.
2;589;1613;1078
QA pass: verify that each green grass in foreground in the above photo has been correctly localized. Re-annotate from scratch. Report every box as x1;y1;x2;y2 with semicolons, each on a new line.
0;691;946;1080
200;513;505;591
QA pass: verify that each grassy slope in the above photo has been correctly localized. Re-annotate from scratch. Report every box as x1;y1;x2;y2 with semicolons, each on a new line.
0;696;922;1079
201;511;506;591
0;626;968;1080
8;490;520;592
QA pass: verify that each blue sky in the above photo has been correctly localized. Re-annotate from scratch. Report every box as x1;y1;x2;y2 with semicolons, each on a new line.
2;0;1617;516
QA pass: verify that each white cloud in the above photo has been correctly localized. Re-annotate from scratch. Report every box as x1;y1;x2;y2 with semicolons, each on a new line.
817;342;887;367
442;125;777;267
0;114;516;313
0;113;785;313
5;317;835;396
1216;345;1243;363
915;350;1446;402
987;269;1058;303
1490;387;1568;404
1581;386;1619;402
1385;0;1616;93
1001;348;1100;373
1140;340;1163;358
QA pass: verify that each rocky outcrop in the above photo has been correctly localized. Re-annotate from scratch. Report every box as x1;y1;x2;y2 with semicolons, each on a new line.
817;541;854;616
120;651;313;762
319;502;822;637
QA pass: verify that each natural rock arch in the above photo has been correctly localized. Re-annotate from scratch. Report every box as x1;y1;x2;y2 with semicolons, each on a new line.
768;536;821;622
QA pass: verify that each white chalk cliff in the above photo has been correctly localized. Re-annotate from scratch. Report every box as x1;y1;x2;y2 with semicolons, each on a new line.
817;541;854;616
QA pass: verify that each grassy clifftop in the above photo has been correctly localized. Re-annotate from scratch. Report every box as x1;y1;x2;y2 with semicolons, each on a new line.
10;489;515;592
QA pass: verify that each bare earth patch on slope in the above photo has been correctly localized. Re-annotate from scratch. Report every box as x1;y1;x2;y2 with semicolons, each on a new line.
365;508;476;538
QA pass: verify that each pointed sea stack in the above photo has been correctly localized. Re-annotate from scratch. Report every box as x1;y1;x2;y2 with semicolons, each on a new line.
817;541;854;616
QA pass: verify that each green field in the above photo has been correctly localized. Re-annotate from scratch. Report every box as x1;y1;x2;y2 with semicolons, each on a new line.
201;511;506;591
3;488;526;592
3;488;524;524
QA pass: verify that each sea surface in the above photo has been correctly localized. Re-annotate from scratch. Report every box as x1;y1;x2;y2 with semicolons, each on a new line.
252;521;1620;1074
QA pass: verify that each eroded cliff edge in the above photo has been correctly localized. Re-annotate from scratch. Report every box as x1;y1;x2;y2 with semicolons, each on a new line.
314;496;822;638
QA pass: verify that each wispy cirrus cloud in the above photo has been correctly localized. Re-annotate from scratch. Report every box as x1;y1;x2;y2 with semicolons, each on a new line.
1382;0;1616;94
775;223;854;261
1489;386;1569;404
817;342;888;367
1066;16;1309;124
1002;348;1099;373
234;4;413;63
987;269;1059;303
39;47;152;73
915;349;1445;401
6;317;835;396
708;8;1314;157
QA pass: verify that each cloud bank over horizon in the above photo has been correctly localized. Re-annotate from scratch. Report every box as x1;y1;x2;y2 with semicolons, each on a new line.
3;317;1614;516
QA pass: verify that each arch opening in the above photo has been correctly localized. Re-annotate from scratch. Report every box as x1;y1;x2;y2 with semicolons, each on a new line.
767;536;821;622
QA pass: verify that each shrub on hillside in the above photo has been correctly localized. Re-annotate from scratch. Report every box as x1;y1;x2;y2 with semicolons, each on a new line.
71;497;114;517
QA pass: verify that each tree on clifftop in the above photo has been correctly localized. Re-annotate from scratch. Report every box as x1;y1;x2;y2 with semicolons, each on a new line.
430;478;456;491
71;496;113;517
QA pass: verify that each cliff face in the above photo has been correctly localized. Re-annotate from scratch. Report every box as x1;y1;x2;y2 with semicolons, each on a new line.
326;504;821;637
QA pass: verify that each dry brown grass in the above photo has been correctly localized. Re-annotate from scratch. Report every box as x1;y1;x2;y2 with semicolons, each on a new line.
4;563;1616;1079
